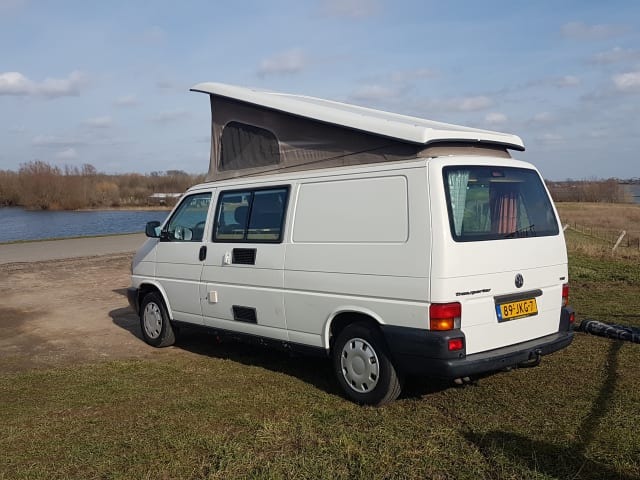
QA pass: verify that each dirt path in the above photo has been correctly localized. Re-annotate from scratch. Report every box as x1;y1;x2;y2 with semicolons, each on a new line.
0;233;146;264
0;253;166;373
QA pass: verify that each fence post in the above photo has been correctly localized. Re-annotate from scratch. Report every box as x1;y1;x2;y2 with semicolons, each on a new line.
612;230;627;254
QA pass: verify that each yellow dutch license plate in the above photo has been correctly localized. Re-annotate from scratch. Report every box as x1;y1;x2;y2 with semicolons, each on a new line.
496;298;538;322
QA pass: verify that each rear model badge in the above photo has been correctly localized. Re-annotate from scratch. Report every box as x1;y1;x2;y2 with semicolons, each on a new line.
515;274;524;288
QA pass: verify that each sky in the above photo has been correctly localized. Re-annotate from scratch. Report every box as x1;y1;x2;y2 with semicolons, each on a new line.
0;0;639;180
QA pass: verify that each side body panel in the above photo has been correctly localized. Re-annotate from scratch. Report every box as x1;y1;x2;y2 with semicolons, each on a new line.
283;167;431;348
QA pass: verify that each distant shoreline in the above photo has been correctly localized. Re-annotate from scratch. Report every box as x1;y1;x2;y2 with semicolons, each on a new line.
1;205;172;212
74;206;172;212
0;233;145;264
0;231;148;246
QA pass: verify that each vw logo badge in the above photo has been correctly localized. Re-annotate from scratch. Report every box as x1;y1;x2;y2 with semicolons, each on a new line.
515;274;524;288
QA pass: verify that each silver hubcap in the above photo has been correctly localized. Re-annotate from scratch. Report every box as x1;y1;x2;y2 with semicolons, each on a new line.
340;337;380;393
143;302;163;339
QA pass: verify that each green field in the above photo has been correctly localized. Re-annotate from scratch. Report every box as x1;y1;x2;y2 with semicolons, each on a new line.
1;235;639;479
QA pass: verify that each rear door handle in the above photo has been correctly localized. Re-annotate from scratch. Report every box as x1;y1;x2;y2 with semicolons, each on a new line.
199;245;207;261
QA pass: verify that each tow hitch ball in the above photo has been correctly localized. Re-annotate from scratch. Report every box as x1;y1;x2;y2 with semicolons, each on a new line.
519;348;543;368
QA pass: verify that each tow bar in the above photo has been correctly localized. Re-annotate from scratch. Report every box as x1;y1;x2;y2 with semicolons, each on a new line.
518;348;543;368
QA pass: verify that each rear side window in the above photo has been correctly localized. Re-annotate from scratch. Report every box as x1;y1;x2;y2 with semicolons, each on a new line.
219;122;280;172
443;166;559;242
213;187;289;242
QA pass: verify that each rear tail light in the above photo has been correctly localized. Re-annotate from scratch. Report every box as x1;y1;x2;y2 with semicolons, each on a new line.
430;302;461;331
448;338;464;351
562;283;569;307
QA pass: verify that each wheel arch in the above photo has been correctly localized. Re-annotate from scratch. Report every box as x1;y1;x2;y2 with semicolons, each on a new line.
324;307;384;351
137;281;174;320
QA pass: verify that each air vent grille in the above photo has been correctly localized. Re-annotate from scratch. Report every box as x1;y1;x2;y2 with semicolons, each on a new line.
232;248;257;265
232;306;257;323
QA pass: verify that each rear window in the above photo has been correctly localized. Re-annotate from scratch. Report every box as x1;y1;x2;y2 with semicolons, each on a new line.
443;166;559;242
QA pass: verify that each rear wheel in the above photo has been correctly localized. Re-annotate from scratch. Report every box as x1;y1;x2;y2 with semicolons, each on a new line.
332;322;402;406
140;292;176;347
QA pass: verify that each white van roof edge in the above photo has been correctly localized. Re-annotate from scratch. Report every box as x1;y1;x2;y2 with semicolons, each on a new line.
190;82;525;151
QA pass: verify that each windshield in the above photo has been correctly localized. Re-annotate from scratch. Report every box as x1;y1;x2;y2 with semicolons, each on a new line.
443;166;559;242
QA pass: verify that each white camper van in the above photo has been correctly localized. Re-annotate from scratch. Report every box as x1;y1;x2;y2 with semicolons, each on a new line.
128;83;574;405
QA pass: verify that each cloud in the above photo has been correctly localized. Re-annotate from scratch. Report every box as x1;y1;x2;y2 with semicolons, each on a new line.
443;95;493;112
589;46;640;65
484;112;507;126
555;75;580;87
257;49;307;77
55;148;78;160
350;84;400;101
32;135;84;147
0;72;30;95
114;95;138;107
321;0;380;18
537;133;564;144
0;70;87;98
349;69;437;102
83;116;113;128
156;79;176;90
524;75;581;90
612;71;640;92
8;125;26;134
529;112;554;124
389;68;438;84
151;109;190;123
588;129;609;139
561;21;628;40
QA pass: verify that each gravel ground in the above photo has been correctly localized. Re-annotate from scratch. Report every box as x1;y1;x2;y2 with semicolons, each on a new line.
0;238;171;373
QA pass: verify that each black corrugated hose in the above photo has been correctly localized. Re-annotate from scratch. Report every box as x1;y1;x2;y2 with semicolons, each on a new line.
577;320;640;344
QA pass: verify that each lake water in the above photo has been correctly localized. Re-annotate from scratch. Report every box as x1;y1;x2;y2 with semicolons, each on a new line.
0;207;169;243
624;184;640;203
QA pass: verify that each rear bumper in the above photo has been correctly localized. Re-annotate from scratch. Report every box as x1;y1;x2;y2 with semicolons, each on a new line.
381;309;574;378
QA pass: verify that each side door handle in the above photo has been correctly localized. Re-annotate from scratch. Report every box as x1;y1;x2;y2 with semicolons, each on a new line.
198;245;207;261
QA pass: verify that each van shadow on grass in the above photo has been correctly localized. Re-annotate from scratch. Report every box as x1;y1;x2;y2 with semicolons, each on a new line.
464;340;636;480
108;304;341;398
108;301;451;401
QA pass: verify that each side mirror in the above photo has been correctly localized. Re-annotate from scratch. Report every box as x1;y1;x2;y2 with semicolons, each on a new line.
145;221;162;238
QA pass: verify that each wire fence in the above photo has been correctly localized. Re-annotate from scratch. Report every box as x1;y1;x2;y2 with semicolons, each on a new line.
566;223;640;251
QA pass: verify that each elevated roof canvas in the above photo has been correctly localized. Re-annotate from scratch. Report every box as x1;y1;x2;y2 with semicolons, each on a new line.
191;82;525;181
191;82;524;150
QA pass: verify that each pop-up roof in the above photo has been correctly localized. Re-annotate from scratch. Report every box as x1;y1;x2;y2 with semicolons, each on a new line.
191;82;525;181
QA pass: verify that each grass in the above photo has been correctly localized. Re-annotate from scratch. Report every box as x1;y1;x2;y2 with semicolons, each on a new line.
557;202;640;258
556;202;640;233
2;227;640;479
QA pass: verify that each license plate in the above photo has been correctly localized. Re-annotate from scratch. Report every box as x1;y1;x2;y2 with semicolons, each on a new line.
496;298;538;322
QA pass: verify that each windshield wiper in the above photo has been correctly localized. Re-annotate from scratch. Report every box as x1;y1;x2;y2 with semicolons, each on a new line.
504;224;536;239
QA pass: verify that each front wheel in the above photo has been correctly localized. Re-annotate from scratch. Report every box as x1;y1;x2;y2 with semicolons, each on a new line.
140;292;176;347
332;322;403;406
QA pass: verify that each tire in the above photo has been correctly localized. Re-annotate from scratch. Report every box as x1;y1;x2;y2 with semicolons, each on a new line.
332;322;403;406
140;292;176;348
